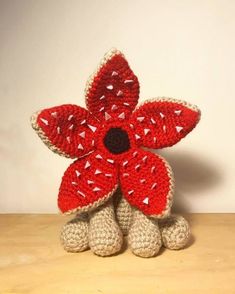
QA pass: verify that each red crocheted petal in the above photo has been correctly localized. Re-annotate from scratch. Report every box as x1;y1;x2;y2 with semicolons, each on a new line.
58;151;118;214
85;49;139;121
130;98;200;149
31;104;99;158
120;149;174;218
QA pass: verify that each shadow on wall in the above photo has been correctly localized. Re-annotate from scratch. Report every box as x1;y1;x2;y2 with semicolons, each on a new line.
158;150;223;213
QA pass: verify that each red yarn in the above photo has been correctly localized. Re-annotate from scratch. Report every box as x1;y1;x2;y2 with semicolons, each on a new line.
86;54;139;122
130;99;200;149
119;149;173;217
37;105;99;158
33;49;200;217
58;151;118;213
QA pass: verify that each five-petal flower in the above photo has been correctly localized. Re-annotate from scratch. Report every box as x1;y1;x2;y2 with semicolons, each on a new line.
31;49;200;218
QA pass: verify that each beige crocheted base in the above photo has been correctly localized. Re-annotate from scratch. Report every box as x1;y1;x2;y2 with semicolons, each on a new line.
61;200;123;257
60;213;89;252
115;192;133;236
128;209;162;257
159;214;190;250
88;200;123;256
60;197;190;257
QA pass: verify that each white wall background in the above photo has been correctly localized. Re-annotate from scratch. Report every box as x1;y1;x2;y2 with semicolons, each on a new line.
0;0;234;213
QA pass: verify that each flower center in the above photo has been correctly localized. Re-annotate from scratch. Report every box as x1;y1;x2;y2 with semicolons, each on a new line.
103;127;130;154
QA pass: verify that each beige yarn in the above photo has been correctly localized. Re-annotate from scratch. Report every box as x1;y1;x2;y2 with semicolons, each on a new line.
60;213;89;253
88;200;123;256
128;209;162;258
115;194;133;236
159;215;190;250
60;195;191;256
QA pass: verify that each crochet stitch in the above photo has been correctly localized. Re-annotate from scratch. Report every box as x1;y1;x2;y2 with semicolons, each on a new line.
60;199;191;257
60;213;89;252
31;48;200;220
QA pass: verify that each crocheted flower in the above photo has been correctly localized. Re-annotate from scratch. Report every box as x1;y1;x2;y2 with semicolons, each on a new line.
31;49;200;218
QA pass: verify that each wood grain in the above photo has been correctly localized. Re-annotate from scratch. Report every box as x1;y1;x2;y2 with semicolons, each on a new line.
0;214;234;294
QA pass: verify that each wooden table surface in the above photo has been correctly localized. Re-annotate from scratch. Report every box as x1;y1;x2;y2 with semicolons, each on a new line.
0;214;234;294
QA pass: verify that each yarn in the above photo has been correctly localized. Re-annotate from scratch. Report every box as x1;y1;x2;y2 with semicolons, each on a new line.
103;127;130;154
58;151;118;214
159;215;190;250
31;48;200;219
60;213;89;252
119;149;174;218
128;209;162;258
31;105;99;159
60;198;191;256
115;195;133;236
85;49;139;122
88;201;123;256
130;97;201;149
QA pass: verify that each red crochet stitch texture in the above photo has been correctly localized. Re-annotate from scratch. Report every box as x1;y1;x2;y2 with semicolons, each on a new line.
32;49;200;218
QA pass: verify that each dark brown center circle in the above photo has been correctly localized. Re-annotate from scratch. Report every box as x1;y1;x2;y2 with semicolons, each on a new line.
103;127;130;154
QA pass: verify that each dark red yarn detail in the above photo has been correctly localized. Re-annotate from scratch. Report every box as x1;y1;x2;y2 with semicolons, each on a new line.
37;105;99;158
86;54;139;121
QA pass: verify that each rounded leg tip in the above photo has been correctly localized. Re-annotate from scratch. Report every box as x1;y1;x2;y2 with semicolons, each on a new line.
89;202;123;257
60;217;89;253
159;215;190;250
131;244;161;258
90;234;123;257
128;210;162;258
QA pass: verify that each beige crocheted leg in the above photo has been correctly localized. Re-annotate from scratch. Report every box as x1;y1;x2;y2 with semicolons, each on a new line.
128;210;162;258
89;200;123;257
159;215;190;250
60;213;89;253
116;196;133;236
